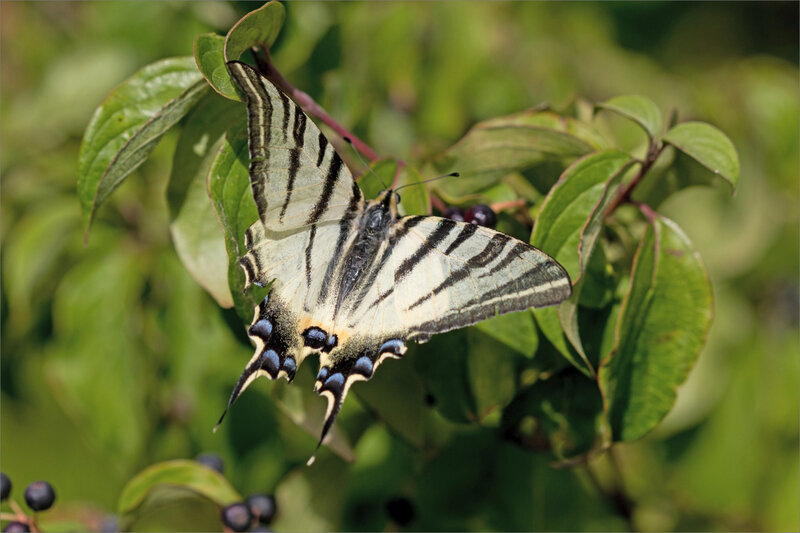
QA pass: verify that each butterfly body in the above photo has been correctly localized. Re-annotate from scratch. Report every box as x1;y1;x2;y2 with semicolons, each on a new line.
219;61;573;457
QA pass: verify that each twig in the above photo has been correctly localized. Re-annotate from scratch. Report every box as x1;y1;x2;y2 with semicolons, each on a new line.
252;48;379;162
490;198;527;213
605;140;665;216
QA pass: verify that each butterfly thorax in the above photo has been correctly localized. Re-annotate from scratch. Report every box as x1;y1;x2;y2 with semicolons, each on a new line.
334;191;398;314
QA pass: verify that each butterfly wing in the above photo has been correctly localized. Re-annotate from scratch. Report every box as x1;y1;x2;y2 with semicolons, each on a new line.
227;61;364;232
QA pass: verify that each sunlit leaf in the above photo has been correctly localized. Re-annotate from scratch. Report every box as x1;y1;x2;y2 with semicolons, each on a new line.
207;120;264;323
168;93;241;308
597;95;664;140
77;57;206;236
224;1;286;61
194;33;239;101
532;151;634;375
663;121;739;191
118;460;241;517
599;214;712;441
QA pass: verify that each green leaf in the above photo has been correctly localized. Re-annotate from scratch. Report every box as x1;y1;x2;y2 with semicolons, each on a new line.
599;214;712;442
224;1;286;61
194;33;239;101
118;460;241;517
597;95;664;140
395;163;431;216
474;311;538;357
663;121;739;191
168;93;242;308
431;110;598;201
531;151;634;375
77;57;206;236
357;159;430;215
415;332;476;424
466;330;519;424
502;370;605;461
207;120;264;323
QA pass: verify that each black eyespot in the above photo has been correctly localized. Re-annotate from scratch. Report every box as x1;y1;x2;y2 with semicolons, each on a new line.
303;327;328;349
395;192;401;203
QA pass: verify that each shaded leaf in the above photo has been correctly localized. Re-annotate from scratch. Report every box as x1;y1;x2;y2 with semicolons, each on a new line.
168;93;242;308
224;1;286;61
118;460;241;517
194;33;239;101
502;370;605;460
531;151;634;375
663;121;739;191
598;94;663;140
77;57;206;235
355;352;429;450
466;329;519;425
599;214;712;441
431;110;599;201
415;332;476;424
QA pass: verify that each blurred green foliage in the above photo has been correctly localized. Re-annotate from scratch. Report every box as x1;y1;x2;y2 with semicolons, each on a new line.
1;2;797;532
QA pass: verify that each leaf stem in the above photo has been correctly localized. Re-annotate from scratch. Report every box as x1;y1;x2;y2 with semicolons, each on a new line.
605;141;665;216
252;48;379;162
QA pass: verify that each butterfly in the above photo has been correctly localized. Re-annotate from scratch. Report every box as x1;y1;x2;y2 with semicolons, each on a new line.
218;61;572;462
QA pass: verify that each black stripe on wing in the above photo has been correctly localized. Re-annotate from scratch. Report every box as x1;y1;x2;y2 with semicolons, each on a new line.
306;153;343;225
394;218;458;282
280;105;308;222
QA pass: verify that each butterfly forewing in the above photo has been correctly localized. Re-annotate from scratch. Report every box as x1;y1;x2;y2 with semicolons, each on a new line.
227;61;364;232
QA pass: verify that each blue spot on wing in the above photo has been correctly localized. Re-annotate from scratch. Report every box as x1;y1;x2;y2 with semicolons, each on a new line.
353;355;374;376
261;349;280;376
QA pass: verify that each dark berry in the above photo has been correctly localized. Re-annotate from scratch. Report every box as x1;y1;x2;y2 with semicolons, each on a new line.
3;521;31;533
464;204;497;228
221;502;252;532
24;481;55;512
246;493;277;525
385;496;415;526
443;207;465;222
196;453;225;474
1;472;10;501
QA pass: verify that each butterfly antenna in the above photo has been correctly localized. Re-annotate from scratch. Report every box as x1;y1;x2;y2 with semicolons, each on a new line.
394;171;459;192
343;137;389;189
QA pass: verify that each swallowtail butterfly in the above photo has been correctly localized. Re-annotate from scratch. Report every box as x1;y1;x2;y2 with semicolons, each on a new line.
219;61;572;461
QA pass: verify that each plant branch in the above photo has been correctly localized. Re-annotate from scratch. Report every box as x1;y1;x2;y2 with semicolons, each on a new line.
252;47;379;162
605;141;665;216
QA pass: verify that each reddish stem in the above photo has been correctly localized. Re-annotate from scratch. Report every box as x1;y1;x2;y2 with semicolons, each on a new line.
253;49;379;161
490;198;527;212
605;141;665;217
430;194;448;213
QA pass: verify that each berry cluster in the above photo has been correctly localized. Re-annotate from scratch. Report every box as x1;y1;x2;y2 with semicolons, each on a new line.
195;454;277;533
443;204;497;228
1;473;56;533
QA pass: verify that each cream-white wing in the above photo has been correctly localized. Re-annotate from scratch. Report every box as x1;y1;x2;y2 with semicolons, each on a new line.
227;61;364;232
344;216;572;343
